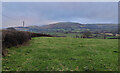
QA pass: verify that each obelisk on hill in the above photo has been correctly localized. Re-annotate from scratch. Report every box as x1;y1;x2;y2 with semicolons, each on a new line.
23;21;24;27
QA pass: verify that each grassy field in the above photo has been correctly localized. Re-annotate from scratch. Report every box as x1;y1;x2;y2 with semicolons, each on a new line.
2;37;118;71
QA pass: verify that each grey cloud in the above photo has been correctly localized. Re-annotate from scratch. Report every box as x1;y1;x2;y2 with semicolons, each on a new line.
2;2;118;27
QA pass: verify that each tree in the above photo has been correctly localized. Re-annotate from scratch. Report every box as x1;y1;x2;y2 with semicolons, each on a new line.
82;31;92;38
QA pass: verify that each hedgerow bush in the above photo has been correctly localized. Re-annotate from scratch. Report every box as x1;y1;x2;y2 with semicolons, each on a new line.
2;29;53;56
2;30;31;56
31;32;53;37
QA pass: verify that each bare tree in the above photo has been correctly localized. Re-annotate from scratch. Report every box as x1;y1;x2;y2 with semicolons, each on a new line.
82;31;92;38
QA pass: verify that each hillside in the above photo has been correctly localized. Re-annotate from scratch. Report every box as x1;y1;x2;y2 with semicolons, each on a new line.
14;22;118;33
3;37;118;71
40;22;83;29
14;22;83;32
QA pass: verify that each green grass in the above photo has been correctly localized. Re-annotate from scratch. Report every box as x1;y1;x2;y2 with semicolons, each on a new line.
2;37;118;71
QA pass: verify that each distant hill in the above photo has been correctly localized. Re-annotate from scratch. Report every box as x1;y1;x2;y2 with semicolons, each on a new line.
14;22;118;33
40;22;83;29
14;22;83;32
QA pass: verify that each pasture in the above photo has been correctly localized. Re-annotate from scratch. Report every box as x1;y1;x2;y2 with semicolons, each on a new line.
2;37;118;71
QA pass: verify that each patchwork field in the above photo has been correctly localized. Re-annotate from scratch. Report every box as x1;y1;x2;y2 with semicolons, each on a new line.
2;37;118;71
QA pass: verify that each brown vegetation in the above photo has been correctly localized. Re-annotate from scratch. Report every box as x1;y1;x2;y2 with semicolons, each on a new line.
2;29;53;56
31;32;53;37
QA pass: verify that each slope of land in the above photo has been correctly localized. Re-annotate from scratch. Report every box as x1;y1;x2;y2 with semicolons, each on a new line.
14;22;118;33
3;37;118;71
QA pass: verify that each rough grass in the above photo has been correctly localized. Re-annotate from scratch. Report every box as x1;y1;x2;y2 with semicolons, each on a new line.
2;37;118;71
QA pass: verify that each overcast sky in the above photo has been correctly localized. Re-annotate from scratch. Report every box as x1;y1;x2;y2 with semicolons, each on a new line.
2;2;118;27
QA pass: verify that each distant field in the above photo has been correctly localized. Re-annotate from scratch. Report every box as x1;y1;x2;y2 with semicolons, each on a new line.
3;37;118;71
45;32;82;37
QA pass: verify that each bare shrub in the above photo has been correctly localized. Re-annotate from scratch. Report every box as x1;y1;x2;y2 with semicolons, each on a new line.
2;30;31;56
2;29;53;56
